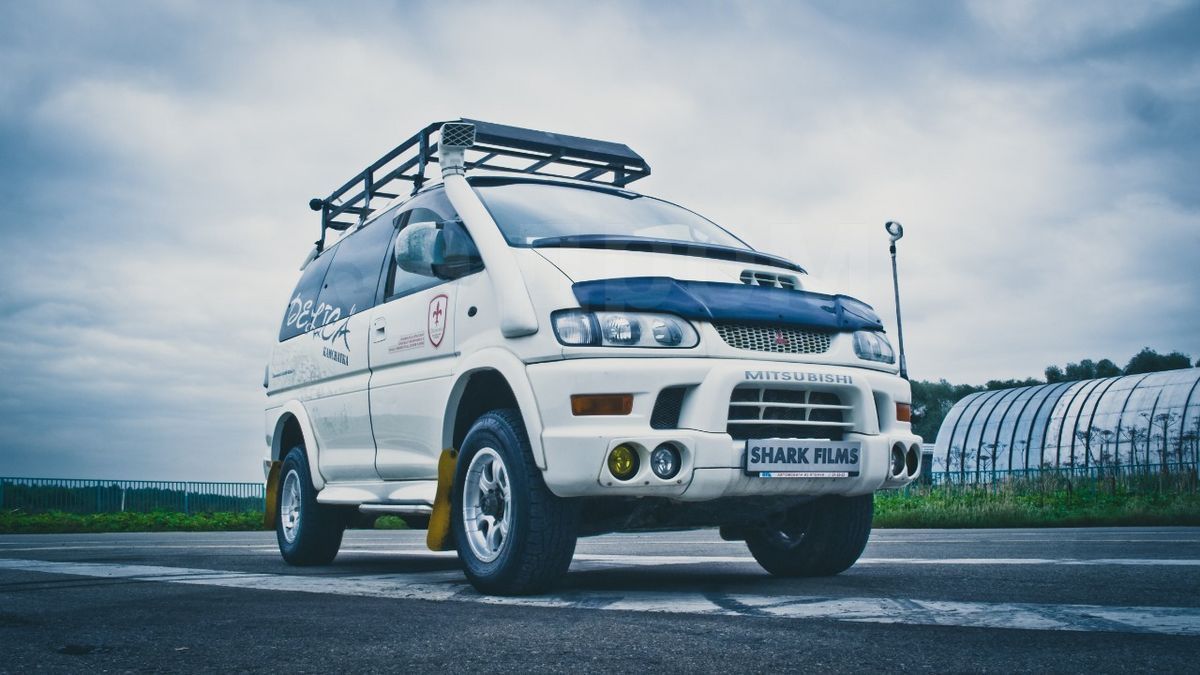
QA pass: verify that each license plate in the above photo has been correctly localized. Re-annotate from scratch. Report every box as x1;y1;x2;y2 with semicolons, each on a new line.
745;439;862;478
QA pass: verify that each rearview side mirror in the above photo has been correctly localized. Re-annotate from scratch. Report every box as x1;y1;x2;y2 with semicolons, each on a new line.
394;220;483;280
394;221;441;277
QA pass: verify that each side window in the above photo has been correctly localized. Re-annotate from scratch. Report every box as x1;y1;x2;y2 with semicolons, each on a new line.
387;190;461;300
314;214;396;324
279;249;336;341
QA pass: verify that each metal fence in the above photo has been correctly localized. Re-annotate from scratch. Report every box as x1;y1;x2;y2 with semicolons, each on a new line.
912;465;1198;496
926;463;1199;486
0;477;265;515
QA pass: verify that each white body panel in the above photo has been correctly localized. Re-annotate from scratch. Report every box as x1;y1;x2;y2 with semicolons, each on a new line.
443;174;539;337
528;357;918;498
367;285;457;480
305;311;378;483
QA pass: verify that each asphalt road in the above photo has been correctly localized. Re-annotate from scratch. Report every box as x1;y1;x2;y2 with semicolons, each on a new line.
1;527;1198;672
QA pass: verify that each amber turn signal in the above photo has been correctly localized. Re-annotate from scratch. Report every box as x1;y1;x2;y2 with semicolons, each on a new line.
896;402;912;423
571;394;634;416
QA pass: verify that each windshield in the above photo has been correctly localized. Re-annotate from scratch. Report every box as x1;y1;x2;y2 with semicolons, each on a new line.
472;181;750;249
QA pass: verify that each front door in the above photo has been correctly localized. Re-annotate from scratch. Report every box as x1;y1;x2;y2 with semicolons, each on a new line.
369;194;461;480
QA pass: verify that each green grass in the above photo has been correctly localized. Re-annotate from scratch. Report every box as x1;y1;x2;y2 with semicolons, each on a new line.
5;481;1200;533
372;515;410;530
874;486;1200;528
0;510;265;534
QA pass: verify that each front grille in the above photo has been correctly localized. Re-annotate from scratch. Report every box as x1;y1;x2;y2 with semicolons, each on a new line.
650;386;687;429
726;386;853;440
714;323;832;354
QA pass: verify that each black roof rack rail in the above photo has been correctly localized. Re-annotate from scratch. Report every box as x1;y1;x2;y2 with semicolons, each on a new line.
307;118;651;252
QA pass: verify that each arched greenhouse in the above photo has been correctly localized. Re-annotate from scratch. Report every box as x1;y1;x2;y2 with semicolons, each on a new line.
933;368;1200;479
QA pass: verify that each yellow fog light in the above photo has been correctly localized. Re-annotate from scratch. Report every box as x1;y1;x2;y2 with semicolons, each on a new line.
607;444;640;481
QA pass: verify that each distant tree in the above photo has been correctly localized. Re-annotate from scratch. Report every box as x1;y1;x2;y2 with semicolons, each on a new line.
985;377;1042;390
1045;365;1066;383
1123;347;1194;375
1095;359;1122;377
1064;359;1098;381
909;379;987;441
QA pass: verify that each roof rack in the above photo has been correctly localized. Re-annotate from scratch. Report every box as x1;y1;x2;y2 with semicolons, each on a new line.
307;118;652;252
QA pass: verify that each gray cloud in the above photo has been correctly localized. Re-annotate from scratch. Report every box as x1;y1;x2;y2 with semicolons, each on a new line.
0;0;1197;480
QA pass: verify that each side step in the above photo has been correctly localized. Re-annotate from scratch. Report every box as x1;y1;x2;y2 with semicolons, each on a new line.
358;503;433;518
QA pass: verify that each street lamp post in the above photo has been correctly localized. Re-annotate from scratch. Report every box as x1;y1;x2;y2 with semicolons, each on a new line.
885;221;908;380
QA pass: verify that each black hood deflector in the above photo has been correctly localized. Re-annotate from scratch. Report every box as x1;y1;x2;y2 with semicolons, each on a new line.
572;277;884;333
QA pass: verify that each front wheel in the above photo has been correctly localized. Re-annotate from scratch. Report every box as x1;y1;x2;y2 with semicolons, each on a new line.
745;494;873;577
451;409;578;595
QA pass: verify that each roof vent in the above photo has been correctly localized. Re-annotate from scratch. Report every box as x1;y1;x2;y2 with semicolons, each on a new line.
740;270;798;290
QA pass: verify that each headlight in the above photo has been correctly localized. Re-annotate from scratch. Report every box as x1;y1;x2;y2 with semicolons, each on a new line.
552;310;698;348
853;331;895;364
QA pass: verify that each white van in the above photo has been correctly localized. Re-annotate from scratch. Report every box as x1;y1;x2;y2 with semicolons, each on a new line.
263;120;922;595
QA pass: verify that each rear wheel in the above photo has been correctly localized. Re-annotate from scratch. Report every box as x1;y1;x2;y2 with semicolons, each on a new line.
276;446;346;566
451;409;578;595
745;494;873;577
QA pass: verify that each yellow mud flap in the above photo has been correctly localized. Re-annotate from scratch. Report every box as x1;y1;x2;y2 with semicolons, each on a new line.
263;461;281;530
426;448;458;551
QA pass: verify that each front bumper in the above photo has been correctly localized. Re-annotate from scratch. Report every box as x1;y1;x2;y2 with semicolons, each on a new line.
527;357;921;500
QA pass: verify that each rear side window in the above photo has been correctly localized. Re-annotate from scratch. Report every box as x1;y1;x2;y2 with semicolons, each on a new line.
277;212;395;342
315;215;395;321
279;249;336;341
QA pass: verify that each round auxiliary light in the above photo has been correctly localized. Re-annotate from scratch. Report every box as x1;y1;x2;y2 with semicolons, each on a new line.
607;444;640;481
650;443;681;479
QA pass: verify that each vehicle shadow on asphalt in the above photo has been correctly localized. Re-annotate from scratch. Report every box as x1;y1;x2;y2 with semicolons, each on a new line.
322;552;892;597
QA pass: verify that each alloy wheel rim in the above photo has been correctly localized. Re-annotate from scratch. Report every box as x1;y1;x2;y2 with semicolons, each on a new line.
281;469;301;544
462;447;512;563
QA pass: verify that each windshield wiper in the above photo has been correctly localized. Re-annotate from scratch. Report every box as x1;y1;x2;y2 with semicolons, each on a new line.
529;235;805;274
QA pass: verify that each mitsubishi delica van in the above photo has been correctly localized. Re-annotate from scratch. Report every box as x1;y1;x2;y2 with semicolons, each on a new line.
263;120;922;595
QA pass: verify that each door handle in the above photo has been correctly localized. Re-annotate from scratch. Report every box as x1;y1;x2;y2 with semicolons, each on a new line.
372;317;386;343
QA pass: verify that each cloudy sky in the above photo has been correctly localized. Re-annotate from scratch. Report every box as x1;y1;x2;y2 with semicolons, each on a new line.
1;0;1197;481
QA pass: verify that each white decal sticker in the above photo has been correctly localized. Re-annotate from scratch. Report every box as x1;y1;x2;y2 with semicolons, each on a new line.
388;332;426;354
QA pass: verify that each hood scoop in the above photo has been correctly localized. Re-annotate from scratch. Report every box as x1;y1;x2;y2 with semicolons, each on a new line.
740;270;798;289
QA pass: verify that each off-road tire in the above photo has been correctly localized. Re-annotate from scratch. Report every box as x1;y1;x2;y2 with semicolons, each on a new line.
276;446;347;566
451;409;579;595
745;494;873;577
